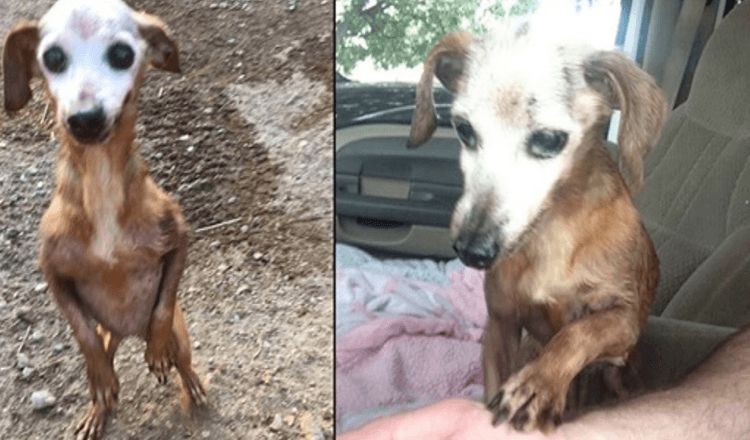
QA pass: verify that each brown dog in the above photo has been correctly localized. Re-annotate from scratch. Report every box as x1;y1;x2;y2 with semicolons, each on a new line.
3;1;205;439
408;20;667;433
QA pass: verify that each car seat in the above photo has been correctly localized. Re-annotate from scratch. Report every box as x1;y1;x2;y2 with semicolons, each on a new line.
634;0;750;386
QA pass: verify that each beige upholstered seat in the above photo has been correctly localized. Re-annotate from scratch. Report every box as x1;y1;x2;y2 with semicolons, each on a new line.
637;0;750;328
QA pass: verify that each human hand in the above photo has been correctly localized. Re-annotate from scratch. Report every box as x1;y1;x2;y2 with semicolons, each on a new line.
339;398;561;440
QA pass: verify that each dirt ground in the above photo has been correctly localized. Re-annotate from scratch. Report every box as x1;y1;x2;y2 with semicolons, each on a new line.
0;0;333;439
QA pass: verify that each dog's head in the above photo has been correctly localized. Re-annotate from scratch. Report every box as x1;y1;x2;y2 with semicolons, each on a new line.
2;0;180;145
408;20;668;269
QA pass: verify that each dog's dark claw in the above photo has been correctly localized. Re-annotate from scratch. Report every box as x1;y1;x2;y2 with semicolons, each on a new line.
491;406;510;426
510;410;529;431
539;405;555;428
487;391;504;410
553;413;563;426
509;393;535;431
488;390;508;426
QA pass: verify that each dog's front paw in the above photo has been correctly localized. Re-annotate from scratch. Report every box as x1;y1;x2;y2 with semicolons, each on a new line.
145;337;176;384
487;365;567;433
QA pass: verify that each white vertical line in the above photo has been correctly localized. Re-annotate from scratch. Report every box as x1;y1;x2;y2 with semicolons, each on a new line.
608;0;645;143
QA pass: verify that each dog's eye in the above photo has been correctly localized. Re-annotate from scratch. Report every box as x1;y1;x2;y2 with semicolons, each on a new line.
526;130;568;159
43;46;67;74
453;118;477;150
107;43;135;70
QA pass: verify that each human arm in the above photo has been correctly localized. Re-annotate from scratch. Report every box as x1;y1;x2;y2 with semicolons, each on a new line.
557;323;750;440
339;325;750;440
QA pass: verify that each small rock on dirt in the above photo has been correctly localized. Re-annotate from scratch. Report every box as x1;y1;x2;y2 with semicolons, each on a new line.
33;282;47;293
21;366;34;381
30;330;44;344
284;413;295;426
16;353;30;370
30;390;56;410
322;409;332;420
15;306;33;322
269;413;283;431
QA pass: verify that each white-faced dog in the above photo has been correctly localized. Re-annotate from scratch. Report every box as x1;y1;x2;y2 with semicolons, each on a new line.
408;18;667;432
3;1;203;439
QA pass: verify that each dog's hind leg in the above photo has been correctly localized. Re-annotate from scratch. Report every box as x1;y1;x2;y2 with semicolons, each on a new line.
75;327;121;440
96;325;122;368
171;300;206;407
144;216;188;384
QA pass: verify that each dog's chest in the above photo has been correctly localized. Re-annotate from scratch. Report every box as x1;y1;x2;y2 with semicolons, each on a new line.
72;155;170;336
84;154;124;262
88;226;168;337
74;262;163;337
521;237;584;304
525;260;583;304
83;222;167;336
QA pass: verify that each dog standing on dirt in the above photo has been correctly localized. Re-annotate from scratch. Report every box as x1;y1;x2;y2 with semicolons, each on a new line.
408;19;667;433
3;0;206;438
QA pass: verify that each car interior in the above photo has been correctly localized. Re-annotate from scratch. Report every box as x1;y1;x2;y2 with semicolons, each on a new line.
335;0;750;433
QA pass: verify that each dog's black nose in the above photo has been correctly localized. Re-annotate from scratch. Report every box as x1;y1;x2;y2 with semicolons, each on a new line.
67;108;107;143
453;235;500;269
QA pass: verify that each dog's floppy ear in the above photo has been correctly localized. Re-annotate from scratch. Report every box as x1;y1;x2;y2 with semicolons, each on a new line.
136;12;180;73
407;31;473;148
583;51;669;193
3;22;40;113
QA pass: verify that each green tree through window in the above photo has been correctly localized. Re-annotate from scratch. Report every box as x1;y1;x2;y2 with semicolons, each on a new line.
336;0;538;75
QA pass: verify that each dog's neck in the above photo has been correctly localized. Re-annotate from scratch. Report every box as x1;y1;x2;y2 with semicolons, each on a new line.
54;116;145;226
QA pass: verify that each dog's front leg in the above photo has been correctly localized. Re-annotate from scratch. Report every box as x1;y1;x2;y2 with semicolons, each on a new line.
489;307;639;433
144;219;187;384
482;312;522;405
483;260;526;407
44;274;119;440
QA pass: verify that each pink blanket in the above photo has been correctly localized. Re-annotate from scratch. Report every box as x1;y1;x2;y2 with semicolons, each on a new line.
336;265;487;432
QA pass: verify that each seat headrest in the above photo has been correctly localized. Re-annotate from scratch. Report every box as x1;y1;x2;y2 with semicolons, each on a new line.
685;1;750;138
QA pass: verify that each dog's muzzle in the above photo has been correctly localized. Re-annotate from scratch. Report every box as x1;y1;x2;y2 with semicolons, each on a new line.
452;229;501;269
67;107;108;144
451;205;504;269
